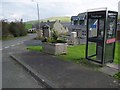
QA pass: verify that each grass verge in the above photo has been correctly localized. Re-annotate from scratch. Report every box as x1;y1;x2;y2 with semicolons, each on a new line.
27;46;43;52
114;42;120;64
59;42;120;64
113;72;120;80
2;35;27;41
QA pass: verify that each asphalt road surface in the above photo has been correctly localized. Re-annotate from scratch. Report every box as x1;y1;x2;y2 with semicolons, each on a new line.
2;34;44;88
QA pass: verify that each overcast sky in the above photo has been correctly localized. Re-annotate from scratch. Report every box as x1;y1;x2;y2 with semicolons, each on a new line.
1;0;120;22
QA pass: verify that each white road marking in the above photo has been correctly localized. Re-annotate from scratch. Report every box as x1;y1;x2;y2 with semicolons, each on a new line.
16;43;20;45
2;40;25;50
11;44;15;47
4;46;10;49
0;49;2;51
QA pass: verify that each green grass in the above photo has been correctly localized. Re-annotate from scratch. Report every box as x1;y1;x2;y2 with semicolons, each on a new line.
59;42;120;64
2;36;14;40
27;46;43;52
113;72;120;80
59;45;85;62
43;16;71;22
58;44;102;68
114;42;120;64
26;16;71;24
25;23;32;30
2;35;27;41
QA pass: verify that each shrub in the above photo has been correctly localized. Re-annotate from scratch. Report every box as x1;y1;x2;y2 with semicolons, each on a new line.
52;30;58;41
41;37;47;42
9;22;20;37
17;21;27;36
9;20;27;37
56;39;67;43
2;20;10;38
113;72;120;80
2;19;27;39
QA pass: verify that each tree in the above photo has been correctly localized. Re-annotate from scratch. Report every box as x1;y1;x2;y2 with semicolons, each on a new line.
16;20;27;36
2;20;10;38
9;22;20;37
9;19;27;37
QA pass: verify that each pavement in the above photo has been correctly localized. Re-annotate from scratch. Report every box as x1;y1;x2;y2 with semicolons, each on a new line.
99;63;119;76
10;49;119;88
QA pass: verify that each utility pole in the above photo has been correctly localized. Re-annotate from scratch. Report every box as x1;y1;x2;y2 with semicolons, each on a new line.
32;0;40;31
37;2;40;30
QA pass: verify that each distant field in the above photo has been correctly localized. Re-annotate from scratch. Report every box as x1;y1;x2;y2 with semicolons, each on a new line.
42;16;71;22
25;24;32;30
26;16;71;25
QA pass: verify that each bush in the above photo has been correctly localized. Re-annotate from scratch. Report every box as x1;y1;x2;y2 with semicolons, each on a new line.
1;19;27;39
52;30;58;41
41;37;47;42
17;21;27;36
2;20;10;38
9;22;20;37
113;72;120;80
56;39;67;43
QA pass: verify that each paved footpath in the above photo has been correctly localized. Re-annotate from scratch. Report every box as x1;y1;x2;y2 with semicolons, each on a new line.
10;50;119;88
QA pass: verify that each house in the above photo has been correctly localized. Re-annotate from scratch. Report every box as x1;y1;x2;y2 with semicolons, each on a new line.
71;12;87;38
61;21;86;45
71;12;86;26
71;16;79;25
36;20;68;38
61;12;87;45
61;22;86;37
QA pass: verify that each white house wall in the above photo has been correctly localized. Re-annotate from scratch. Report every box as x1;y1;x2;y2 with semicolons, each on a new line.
53;21;68;34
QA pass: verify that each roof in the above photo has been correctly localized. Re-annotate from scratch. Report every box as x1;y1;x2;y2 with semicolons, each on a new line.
77;12;86;20
40;21;56;28
61;22;86;31
61;22;71;27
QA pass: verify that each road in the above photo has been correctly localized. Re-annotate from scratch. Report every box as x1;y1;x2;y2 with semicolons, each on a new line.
2;34;37;50
2;34;44;88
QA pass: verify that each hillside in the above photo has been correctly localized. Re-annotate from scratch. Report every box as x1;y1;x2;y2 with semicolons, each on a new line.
26;16;71;24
